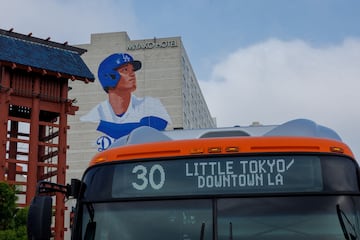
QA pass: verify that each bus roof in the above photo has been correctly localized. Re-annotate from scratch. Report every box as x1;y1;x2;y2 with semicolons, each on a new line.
110;119;342;148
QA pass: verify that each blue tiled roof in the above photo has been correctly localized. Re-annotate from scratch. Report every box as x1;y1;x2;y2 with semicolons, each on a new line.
0;31;94;81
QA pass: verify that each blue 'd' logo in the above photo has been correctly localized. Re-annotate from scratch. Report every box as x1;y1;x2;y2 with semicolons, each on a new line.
96;135;113;152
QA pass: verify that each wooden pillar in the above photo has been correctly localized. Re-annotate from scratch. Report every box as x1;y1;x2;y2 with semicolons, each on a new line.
8;121;19;181
37;125;46;180
26;76;40;204
0;67;10;181
54;81;68;240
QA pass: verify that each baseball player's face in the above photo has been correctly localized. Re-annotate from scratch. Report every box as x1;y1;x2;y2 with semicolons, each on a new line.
115;63;136;92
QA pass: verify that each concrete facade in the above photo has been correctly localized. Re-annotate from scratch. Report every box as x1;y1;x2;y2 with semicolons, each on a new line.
66;31;215;181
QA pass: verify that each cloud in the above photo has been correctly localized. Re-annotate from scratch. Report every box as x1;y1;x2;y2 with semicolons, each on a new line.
200;38;360;157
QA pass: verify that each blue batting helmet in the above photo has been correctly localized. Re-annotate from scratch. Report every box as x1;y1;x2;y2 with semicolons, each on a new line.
97;53;142;91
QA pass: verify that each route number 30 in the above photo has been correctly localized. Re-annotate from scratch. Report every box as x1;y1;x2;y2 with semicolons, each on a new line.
132;164;165;190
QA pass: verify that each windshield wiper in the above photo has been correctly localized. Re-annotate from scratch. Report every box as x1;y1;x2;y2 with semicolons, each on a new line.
84;203;96;240
200;222;205;240
336;204;358;240
229;222;233;240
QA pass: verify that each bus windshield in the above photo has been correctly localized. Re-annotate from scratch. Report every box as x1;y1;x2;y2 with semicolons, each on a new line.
80;196;360;239
77;154;360;239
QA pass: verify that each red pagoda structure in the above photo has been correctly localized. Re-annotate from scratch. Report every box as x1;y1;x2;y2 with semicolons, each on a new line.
0;28;94;239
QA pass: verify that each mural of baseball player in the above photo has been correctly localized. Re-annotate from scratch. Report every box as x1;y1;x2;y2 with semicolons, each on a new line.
80;53;171;142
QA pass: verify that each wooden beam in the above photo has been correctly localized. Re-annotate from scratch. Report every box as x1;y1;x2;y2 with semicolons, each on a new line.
0;67;10;180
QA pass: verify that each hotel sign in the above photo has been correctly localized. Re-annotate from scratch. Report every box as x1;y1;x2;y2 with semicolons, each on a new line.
127;39;178;50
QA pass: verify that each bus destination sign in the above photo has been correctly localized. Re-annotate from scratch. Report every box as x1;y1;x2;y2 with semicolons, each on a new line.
112;156;323;198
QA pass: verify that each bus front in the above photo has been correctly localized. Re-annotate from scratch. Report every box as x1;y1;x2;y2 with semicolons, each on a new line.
72;136;360;240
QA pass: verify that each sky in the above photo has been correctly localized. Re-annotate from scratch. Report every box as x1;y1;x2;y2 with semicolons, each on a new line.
1;0;360;158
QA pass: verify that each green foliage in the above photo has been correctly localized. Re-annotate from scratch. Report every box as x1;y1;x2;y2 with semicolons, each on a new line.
0;182;17;229
0;182;28;240
0;226;27;240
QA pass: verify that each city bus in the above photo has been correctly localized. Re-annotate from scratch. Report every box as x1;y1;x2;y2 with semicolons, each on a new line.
28;119;360;240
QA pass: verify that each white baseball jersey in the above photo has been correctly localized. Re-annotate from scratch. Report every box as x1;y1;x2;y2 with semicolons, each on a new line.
80;94;172;125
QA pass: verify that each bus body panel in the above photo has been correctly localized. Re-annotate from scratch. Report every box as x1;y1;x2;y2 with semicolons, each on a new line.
90;136;355;166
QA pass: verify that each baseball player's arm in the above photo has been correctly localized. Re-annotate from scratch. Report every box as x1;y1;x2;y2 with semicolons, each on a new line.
140;116;168;130
97;116;168;139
